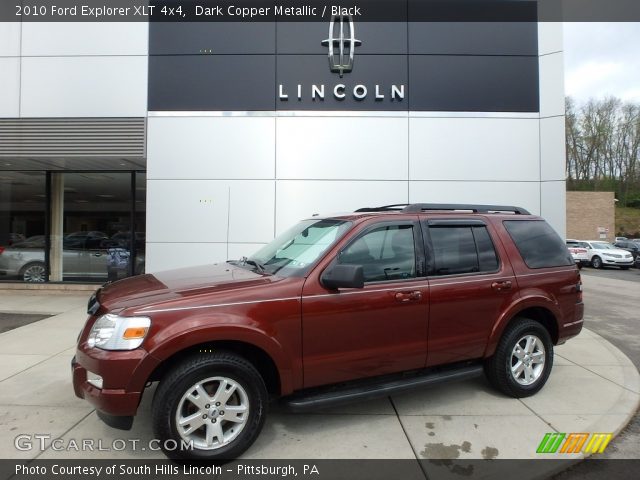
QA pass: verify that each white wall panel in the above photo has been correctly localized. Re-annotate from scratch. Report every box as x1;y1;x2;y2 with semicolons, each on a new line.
146;243;228;273
20;56;147;117
539;52;565;119
0;58;20;117
409;181;541;216
227;243;267;261
538;22;563;56
276;117;408;180
147;180;230;243
21;22;148;56
540;181;566;238
409;118;540;181
0;23;21;56
540;116;566;181
147;117;275;180
147;179;275;244
275;180;408;234
228;181;275;242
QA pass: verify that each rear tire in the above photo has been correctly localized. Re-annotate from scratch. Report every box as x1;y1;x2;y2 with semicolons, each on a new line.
152;351;268;460
484;318;554;398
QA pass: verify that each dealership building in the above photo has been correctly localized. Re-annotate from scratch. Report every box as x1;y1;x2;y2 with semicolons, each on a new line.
0;7;566;283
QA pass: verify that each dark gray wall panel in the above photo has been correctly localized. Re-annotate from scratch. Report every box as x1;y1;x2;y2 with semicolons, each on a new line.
277;22;408;54
277;55;408;110
148;56;275;111
409;22;538;55
149;22;276;55
409;55;539;111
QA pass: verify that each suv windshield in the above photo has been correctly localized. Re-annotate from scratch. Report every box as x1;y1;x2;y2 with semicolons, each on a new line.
247;218;352;277
592;242;614;249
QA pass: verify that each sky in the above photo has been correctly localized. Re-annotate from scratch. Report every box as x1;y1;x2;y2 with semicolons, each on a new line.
563;23;640;105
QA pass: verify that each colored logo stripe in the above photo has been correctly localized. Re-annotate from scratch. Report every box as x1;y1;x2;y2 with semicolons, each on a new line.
560;433;589;453
584;433;612;454
537;433;613;454
537;433;566;453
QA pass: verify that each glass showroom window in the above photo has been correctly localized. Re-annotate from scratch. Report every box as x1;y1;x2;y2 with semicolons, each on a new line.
0;172;47;282
48;172;133;283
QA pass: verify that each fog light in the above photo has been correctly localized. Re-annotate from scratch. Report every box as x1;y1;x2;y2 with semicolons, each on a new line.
87;371;103;389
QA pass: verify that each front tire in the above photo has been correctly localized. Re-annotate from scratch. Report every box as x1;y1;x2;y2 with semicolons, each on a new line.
591;256;603;269
152;351;268;460
484;318;554;398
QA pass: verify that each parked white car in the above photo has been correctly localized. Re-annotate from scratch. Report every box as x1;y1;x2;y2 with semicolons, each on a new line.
581;240;634;269
566;239;590;268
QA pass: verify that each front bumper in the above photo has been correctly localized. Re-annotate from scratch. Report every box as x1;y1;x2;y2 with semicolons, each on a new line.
601;257;634;266
71;348;146;418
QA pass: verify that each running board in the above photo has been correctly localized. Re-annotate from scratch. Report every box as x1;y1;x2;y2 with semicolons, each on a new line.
282;362;484;412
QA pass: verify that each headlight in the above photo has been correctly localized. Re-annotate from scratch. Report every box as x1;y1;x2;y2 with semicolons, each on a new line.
87;314;151;350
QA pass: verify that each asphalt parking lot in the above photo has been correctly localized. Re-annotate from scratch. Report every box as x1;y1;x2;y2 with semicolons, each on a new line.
554;266;640;479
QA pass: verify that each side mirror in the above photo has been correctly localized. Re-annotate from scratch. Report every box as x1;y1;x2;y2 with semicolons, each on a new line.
321;264;364;290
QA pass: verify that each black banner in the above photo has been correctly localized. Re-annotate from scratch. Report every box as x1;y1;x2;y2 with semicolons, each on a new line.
4;0;640;22
2;459;640;480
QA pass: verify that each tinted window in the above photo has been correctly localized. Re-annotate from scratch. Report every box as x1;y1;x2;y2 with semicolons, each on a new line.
504;220;573;269
339;224;416;282
251;219;351;276
429;225;498;275
474;226;499;271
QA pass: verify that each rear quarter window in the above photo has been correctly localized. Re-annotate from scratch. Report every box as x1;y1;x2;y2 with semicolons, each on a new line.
503;220;574;269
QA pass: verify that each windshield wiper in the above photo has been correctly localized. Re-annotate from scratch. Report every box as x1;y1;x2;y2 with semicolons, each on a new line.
229;256;267;274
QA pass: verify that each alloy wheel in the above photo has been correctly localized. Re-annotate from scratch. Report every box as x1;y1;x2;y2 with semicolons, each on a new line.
510;334;545;386
175;376;250;450
23;264;46;282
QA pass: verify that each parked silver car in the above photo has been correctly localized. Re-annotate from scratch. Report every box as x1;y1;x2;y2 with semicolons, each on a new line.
0;234;145;282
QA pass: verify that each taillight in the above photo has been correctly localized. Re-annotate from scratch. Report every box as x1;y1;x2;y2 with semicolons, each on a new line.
576;272;583;302
0;246;4;255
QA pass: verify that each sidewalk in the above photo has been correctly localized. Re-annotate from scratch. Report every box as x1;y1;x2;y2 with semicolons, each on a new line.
0;289;638;474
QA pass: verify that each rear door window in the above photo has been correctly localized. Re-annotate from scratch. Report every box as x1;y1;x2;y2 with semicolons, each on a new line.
428;225;499;276
504;220;574;269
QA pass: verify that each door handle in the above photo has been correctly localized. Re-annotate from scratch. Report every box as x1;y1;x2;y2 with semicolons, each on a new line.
394;291;422;303
93;253;102;257
491;280;512;292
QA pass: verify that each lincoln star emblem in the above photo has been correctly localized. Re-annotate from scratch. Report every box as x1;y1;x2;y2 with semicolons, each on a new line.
321;15;361;77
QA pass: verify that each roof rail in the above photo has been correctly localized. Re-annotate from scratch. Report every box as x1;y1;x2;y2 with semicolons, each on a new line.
354;204;410;212
355;203;531;215
402;204;530;214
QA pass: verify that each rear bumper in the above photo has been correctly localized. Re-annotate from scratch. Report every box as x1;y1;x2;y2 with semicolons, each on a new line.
558;302;584;344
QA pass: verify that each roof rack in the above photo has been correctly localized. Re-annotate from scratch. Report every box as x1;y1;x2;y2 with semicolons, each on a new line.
354;204;410;212
355;203;531;215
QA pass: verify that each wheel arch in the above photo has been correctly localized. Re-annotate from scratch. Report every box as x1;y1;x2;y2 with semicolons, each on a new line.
146;340;282;397
485;305;559;358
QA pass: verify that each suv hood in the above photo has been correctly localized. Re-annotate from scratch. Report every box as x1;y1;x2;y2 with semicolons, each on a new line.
97;263;280;313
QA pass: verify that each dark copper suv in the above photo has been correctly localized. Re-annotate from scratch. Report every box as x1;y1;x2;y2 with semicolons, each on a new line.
72;204;584;460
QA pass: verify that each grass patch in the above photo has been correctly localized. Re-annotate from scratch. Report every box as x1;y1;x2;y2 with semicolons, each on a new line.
616;207;640;238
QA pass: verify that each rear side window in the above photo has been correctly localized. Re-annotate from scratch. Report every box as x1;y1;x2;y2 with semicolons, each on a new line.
504;220;573;269
429;225;499;276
